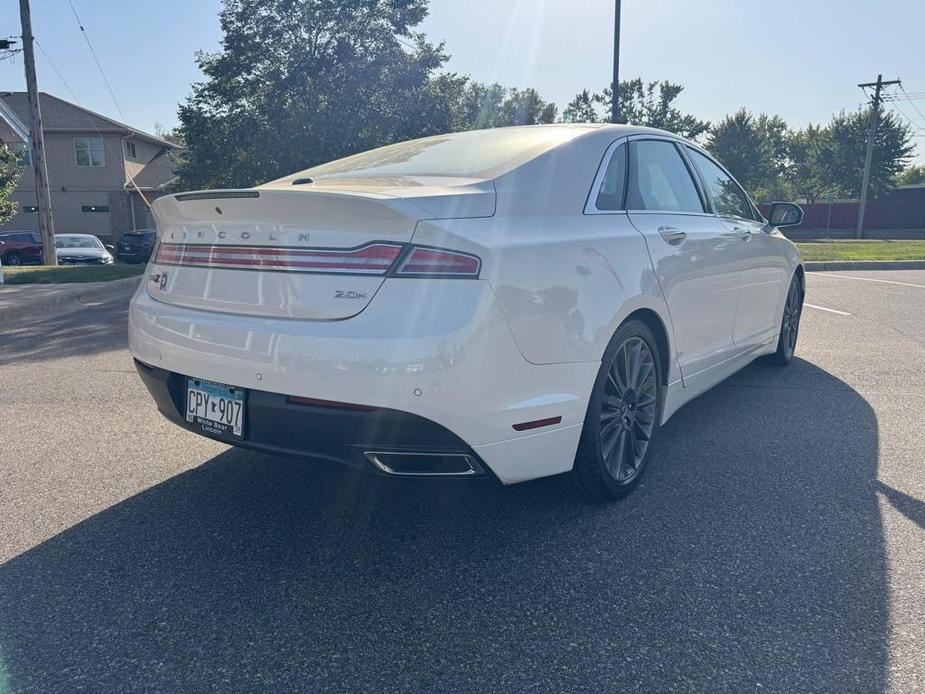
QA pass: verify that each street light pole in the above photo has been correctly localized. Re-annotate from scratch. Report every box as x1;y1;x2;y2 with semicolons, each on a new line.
18;0;57;265
611;0;621;124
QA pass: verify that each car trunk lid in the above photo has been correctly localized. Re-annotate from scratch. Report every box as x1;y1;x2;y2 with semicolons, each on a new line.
147;182;492;320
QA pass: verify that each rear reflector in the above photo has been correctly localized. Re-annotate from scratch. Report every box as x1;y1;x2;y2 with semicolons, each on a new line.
393;246;481;277
512;416;562;432
154;242;403;274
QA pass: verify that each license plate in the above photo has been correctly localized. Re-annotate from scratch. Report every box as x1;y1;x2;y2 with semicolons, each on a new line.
185;378;245;439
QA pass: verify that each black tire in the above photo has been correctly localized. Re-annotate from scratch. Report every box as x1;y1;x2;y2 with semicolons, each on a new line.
569;319;664;501
3;251;22;267
766;272;804;366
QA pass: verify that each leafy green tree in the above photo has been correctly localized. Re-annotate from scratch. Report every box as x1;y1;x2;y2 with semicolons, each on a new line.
154;122;186;147
813;108;914;199
896;163;925;186
595;79;710;139
456;82;556;129
456;82;507;129
499;87;557;126
707;109;790;202
177;0;466;189
0;145;23;223
786;124;830;203
561;89;600;123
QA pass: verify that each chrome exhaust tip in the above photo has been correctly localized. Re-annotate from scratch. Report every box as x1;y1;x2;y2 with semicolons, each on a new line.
364;451;484;477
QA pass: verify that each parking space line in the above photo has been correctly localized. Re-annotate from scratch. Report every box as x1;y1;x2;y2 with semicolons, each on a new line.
814;274;925;289
803;301;851;316
804;303;851;316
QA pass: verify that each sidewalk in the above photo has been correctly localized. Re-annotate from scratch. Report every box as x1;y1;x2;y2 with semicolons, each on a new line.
0;276;141;321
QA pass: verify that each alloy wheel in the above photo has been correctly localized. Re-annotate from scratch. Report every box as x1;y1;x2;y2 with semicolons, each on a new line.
781;280;802;356
599;336;658;484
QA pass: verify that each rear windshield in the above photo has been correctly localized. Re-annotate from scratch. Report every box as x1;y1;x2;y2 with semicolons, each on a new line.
272;126;591;182
56;236;102;249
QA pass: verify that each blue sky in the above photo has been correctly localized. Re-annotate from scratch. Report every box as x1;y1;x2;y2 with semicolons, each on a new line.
2;0;923;162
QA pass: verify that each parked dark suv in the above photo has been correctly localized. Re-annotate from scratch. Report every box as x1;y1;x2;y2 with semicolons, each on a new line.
116;229;156;264
0;231;43;266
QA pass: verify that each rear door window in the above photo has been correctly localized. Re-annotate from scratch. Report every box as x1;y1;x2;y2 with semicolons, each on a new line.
627;140;704;214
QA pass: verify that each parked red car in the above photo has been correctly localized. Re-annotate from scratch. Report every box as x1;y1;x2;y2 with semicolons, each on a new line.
0;231;43;266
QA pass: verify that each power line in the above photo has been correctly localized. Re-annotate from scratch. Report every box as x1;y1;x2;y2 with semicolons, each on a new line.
63;0;150;210
66;0;128;123
34;39;81;103
898;85;925;125
883;93;925;102
889;107;925;135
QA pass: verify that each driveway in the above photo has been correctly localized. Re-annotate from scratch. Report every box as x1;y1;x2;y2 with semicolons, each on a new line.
0;271;923;693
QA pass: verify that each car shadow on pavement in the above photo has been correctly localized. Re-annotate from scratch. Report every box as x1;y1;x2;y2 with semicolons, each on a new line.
0;358;886;693
0;293;129;367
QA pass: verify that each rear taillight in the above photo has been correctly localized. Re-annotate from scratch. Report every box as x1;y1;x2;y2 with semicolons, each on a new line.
154;242;403;274
392;246;481;278
153;241;480;278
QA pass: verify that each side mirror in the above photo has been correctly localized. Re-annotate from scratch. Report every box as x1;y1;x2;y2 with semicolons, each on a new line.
105;244;115;252
768;202;803;228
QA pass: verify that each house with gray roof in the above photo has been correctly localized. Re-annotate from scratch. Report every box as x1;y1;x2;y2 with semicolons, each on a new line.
0;91;181;242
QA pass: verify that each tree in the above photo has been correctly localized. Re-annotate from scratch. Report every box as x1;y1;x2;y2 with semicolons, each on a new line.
0;145;23;224
176;0;466;189
498;87;557;126
813;108;914;199
561;89;599;123
594;79;710;140
707;109;790;202
455;82;556;129
896;163;925;186
154;122;186;147
786;124;829;203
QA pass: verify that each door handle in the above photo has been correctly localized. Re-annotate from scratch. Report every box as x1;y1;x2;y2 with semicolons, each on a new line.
733;225;751;241
658;226;687;245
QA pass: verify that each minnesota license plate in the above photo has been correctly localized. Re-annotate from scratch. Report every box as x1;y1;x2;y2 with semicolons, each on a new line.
185;378;245;439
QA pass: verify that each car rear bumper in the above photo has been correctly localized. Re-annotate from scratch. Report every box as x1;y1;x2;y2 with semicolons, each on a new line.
128;279;598;483
135;358;495;479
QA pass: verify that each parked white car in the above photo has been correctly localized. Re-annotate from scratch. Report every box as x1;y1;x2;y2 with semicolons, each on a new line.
129;124;804;500
55;234;115;265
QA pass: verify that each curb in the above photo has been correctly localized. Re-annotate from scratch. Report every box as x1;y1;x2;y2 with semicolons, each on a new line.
0;275;141;322
804;260;925;272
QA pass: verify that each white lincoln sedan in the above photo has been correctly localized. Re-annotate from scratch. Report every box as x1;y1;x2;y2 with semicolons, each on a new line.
129;124;804;500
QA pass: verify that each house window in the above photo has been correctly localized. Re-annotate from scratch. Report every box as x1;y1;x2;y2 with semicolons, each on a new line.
81;205;110;213
22;205;39;213
10;142;32;167
124;141;137;159
74;137;106;167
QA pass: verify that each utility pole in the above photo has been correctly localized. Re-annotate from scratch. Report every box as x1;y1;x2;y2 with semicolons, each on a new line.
856;74;900;239
18;0;56;265
611;0;621;124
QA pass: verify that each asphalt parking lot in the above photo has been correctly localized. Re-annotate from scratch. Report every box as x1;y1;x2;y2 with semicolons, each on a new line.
1;270;923;693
